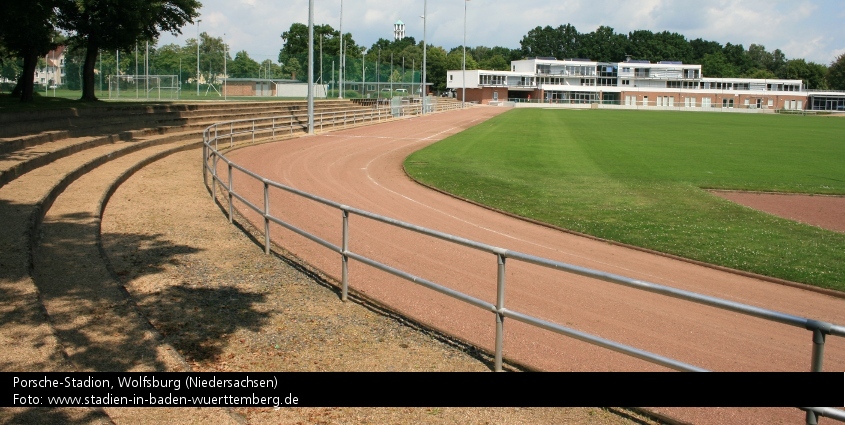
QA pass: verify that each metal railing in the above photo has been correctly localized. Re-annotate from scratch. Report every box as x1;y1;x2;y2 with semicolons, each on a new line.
202;105;844;423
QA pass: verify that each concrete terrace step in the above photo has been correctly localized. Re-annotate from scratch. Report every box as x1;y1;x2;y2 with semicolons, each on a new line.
0;101;370;154
0;99;364;140
3;138;241;423
0;103;378;188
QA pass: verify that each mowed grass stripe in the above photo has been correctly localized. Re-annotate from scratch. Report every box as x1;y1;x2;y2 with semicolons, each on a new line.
405;109;845;291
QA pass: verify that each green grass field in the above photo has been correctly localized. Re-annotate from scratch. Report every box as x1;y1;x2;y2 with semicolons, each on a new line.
405;109;845;291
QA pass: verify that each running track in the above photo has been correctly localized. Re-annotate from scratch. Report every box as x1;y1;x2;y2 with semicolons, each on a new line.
225;106;845;424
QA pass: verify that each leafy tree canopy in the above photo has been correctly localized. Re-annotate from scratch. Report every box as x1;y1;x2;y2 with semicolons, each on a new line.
827;53;845;90
229;50;260;78
56;0;201;100
0;0;61;101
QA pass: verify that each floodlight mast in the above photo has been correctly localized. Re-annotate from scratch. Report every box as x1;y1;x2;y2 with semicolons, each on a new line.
421;0;427;114
197;20;201;96
223;33;227;100
463;0;470;108
307;0;314;134
338;0;343;99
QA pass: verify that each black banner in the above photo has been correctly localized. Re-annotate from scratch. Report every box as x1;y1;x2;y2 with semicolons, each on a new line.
4;372;844;408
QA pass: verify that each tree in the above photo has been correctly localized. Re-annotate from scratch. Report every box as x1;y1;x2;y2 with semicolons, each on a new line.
581;26;628;62
445;47;478;72
151;43;194;83
56;0;201;101
783;59;829;90
183;32;228;86
689;38;722;63
0;0;60;101
283;57;302;80
0;48;23;91
479;54;509;71
722;43;751;76
260;59;282;80
826;53;845;90
520;24;581;59
424;44;448;93
701;52;738;78
280;23;360;67
747;44;773;71
229;50;260;78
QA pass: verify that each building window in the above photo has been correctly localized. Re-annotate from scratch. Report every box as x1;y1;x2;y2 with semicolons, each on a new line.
621;80;630;85
449;75;453;81
666;81;681;88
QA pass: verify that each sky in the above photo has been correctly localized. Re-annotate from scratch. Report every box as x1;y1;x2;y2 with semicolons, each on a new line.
158;0;845;66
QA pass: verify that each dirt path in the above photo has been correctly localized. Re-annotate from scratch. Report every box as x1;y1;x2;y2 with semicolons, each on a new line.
223;106;845;425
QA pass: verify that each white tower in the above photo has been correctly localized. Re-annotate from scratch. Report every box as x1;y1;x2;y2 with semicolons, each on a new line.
394;20;405;41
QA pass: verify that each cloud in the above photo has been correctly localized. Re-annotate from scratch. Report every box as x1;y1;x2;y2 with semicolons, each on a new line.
156;0;844;65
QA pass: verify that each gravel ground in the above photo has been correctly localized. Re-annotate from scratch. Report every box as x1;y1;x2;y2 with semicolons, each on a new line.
99;147;668;425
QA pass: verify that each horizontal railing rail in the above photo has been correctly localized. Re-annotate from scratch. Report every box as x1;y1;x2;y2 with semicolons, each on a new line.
202;103;843;424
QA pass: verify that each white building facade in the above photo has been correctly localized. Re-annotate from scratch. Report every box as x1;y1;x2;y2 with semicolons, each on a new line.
448;57;844;111
34;46;67;88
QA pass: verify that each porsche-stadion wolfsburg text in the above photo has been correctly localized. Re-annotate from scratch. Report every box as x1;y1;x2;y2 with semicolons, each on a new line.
11;375;299;408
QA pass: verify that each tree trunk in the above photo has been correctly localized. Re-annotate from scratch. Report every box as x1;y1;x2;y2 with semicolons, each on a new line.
11;73;23;98
81;42;99;101
17;52;39;102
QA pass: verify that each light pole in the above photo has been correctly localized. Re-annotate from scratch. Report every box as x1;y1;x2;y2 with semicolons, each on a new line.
338;0;343;99
307;0;314;134
223;32;227;100
421;0;427;113
463;0;470;108
196;20;201;96
362;48;366;98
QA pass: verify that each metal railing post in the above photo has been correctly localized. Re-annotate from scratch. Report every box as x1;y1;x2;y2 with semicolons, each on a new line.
495;253;506;372
341;209;350;302
202;143;208;187
252;121;255;143
272;118;276;138
230;122;233;146
806;410;819;425
264;181;271;255
290;115;293;135
212;155;218;200
227;164;234;224
810;329;826;372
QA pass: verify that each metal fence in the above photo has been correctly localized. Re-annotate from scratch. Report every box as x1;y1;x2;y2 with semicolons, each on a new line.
202;104;844;424
108;75;180;100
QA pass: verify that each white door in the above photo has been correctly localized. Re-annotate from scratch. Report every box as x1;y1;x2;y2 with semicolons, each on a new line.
668;97;674;107
642;96;648;106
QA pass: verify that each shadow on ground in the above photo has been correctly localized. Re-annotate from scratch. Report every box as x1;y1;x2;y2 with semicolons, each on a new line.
24;211;268;374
